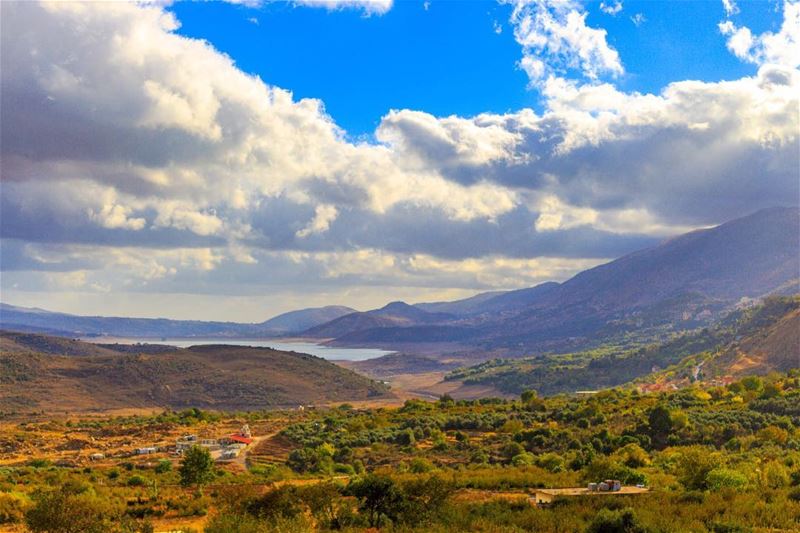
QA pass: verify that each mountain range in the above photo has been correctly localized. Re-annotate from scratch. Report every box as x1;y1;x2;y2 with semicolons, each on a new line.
2;207;798;358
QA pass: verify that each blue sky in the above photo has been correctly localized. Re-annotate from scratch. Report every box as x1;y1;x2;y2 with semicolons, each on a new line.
171;0;774;135
1;0;797;320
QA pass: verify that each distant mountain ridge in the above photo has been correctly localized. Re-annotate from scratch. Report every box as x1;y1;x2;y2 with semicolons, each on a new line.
0;303;355;339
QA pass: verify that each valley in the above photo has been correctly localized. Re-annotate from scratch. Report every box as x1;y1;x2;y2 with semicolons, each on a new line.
0;208;798;532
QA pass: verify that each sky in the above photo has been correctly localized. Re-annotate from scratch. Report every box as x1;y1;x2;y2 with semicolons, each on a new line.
1;0;798;321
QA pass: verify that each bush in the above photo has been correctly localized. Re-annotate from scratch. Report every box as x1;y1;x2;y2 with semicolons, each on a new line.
155;460;172;474
0;492;30;524
583;456;646;486
204;512;269;533
586;507;648;533
26;489;116;533
511;453;535;466
127;475;147;487
536;453;565;473
675;447;721;490
246;486;302;522
706;468;748;491
761;461;790;489
409;457;434;473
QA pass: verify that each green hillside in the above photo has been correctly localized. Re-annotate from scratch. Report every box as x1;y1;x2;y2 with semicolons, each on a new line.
446;297;800;396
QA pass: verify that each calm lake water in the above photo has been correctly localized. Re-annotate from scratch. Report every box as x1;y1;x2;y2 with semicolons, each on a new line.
92;338;394;362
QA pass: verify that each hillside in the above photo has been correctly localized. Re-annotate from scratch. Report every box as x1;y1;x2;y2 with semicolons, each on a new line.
443;296;800;397
0;332;391;412
702;301;800;378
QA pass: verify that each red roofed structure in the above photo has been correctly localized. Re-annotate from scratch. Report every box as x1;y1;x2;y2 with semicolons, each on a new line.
228;434;253;445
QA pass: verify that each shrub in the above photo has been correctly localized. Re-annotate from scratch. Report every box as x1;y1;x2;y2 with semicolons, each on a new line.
586;507;648;533
155;460;172;474
204;513;268;533
0;492;30;524
26;489;116;533
127;475;147;487
761;461;790;489
536;452;565;473
511;453;535;466
246;486;302;522
706;468;748;492
675;447;721;490
409;457;434;473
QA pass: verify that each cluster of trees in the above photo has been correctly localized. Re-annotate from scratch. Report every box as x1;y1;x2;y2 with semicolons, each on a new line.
2;371;799;532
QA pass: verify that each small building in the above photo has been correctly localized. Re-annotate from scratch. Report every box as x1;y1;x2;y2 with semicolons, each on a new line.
89;453;105;461
227;434;253;446
218;449;241;460
532;485;648;506
136;447;157;455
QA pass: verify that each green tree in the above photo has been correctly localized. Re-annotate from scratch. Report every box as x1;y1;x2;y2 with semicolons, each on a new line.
676;446;721;491
347;474;403;527
26;489;114;533
301;482;342;529
179;445;215;493
647;405;673;449
706;468;748;491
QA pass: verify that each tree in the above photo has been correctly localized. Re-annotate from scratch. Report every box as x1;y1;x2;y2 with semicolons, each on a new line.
155;460;172;474
347;474;403;528
301;482;341;529
26;489;112;533
706;468;748;492
178;445;214;492
675;446;721;491
647;404;673;449
520;390;537;404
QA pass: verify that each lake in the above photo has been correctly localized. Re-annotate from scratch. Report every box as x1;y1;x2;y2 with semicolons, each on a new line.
90;338;394;362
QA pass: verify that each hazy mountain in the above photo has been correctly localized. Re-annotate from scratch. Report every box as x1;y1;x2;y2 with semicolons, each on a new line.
303;301;453;339
415;291;505;315
0;331;390;412
257;305;356;335
0;303;356;339
416;283;560;317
